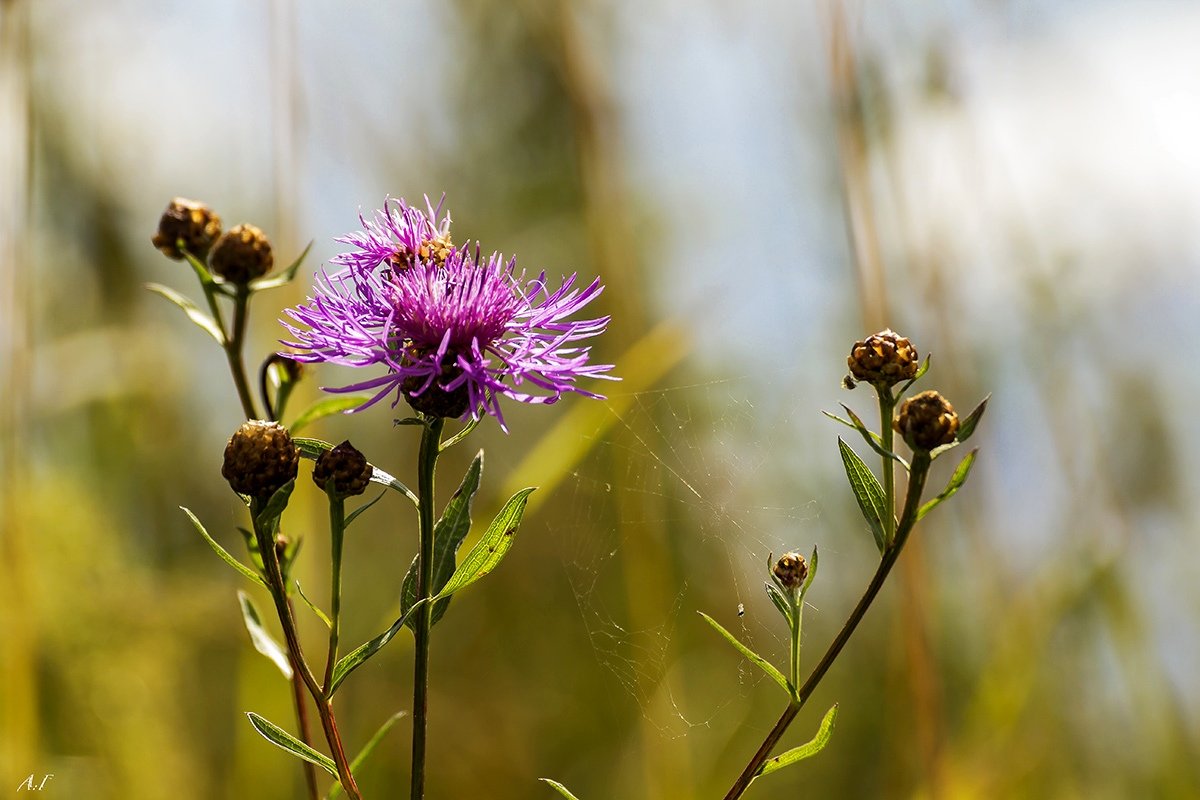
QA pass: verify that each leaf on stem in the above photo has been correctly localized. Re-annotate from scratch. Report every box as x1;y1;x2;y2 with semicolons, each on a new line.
801;545;819;599
698;611;790;694
289;396;373;435
249;240;313;291
431;487;535;602
236;590;294;678
295;436;418;506
325;711;407;800
145;283;225;344
839;404;910;469
765;582;793;623
294;581;333;629
401;452;483;629
917;448;979;521
180;248;219;287
246;711;338;777
837;438;889;553
821;410;883;448
181;507;266;589
328;601;425;696
898;354;931;397
344;490;386;529
955;394;990;444
254;479;296;530
753;703;839;779
539;779;583;800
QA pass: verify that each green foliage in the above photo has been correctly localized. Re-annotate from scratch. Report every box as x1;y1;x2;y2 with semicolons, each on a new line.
402;452;484;629
236;590;292;678
180;506;266;589
430;487;535;602
245;712;338;777
289;396;374;435
539;778;583;800
917;448;979;521
325;712;407;800
254;479;296;530
698;611;790;694
294;581;333;629
248;240;313;292
753;704;839;781
328;601;425;697
145;283;225;343
295;436;418;505
837;438;889;552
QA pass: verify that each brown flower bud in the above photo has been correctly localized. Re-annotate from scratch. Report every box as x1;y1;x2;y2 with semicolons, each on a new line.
221;420;299;498
847;329;919;389
772;552;809;592
312;441;372;497
402;362;471;420
274;533;290;564
209;223;274;284
152;197;222;260
894;390;959;451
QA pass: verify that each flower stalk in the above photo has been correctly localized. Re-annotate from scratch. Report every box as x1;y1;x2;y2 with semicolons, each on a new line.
410;416;444;800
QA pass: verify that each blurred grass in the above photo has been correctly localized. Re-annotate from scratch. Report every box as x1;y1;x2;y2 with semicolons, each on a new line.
2;0;1199;798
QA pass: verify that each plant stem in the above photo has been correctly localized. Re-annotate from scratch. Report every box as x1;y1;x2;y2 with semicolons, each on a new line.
287;596;321;800
878;392;896;546
323;493;346;693
225;285;259;419
410;417;444;800
254;509;363;800
721;453;931;800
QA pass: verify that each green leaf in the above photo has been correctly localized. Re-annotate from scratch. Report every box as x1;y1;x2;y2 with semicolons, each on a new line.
328;600;425;696
236;590;293;678
839;404;909;469
294;581;332;630
955;394;990;444
431;487;535;603
402;452;484;629
180;248;218;287
181;507;266;589
898;354;931;397
539;779;582;800
295;437;418;506
344;491;386;529
698;611;790;694
837;438;888;552
821;410;883;447
254;479;296;529
145;283;225;343
246;711;338;777
289;396;372;435
249;240;313;291
439;416;481;452
325;712;407;800
801;545;819;598
917;448;979;521
754;704;839;779
765;583;792;623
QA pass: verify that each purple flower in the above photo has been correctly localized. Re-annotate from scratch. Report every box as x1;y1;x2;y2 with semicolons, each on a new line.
282;197;615;428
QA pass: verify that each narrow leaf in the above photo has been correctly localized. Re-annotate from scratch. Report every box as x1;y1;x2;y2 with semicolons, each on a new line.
295;437;417;506
754;704;839;779
917;448;979;521
765;583;792;623
181;507;266;589
344;490;386;529
246;712;338;777
181;248;218;287
145;283;224;343
325;712;407;800
236;590;293;678
402;452;484;629
294;581;333;629
249;240;313;291
840;404;909;468
329;600;425;696
289;395;372;435
837;438;888;552
432;488;535;602
698;611;790;694
255;479;296;529
955;394;990;444
439;416;481;452
821;410;883;447
540;779;583;800
898;354;931;396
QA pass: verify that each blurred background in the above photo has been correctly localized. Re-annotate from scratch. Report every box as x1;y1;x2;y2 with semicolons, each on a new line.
2;0;1199;797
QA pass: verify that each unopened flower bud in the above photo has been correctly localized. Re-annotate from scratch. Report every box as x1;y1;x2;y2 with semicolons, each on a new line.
152;197;222;260
312;441;372;497
894;390;959;451
221;420;299;498
772;552;809;592
274;533;289;564
210;223;274;284
847;329;919;389
402;363;471;420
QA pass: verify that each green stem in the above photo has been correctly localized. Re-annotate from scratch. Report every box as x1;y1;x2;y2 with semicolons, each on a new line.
323;493;346;693
878;392;896;546
225;285;259;420
788;594;802;701
410;417;444;800
286;597;321;800
252;505;362;800
721;452;932;800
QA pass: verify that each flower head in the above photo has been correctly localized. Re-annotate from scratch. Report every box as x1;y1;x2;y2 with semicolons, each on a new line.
152;197;222;260
281;197;615;428
221;420;299;499
894;390;959;451
847;329;919;390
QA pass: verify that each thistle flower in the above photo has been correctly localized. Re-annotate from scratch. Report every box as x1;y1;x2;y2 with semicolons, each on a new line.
221;420;299;498
847;329;918;390
210;223;274;284
894;390;959;451
281;197;615;428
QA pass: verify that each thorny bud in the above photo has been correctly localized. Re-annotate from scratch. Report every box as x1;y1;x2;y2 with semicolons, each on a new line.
895;390;959;452
209;223;274;284
847;329;919;389
772;552;809;593
151;197;222;260
221;420;299;499
312;440;372;497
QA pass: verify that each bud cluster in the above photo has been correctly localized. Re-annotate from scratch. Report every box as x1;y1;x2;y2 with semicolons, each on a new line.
152;198;275;286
